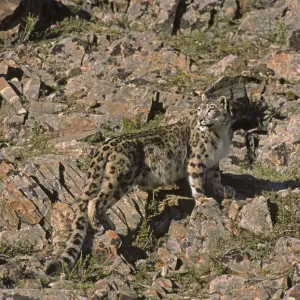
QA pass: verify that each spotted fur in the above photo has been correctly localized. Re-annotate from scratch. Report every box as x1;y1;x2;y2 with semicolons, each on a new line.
45;95;234;275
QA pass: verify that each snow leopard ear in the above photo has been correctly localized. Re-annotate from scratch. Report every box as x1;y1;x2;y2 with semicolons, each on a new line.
217;96;231;113
202;93;209;102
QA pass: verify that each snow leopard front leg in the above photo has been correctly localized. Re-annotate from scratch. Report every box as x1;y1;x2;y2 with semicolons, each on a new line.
206;164;236;202
187;157;215;205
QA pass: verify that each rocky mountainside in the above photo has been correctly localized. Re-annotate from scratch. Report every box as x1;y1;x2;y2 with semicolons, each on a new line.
0;0;299;299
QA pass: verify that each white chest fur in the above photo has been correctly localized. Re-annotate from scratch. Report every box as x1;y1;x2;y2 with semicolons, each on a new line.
209;126;231;167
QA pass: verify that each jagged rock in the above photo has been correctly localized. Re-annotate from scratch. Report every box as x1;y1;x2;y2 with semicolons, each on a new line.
107;190;146;236
220;249;261;275
16;278;42;289
209;55;246;77
180;0;220;35
237;196;273;234
209;275;246;297
264;237;300;274
221;129;253;174
127;0;150;23
51;37;85;69
157;247;178;271
0;77;24;114
22;77;41;102
284;284;300;300
1;178;43;227
287;29;300;51
257;111;300;168
92;230;122;260
94;279;110;297
165;235;182;256
0;1;21;24
29;101;68;118
0;224;46;251
222;0;238;20
155;278;174;293
186;200;231;252
150;281;167;298
156;0;180;34
168;220;187;242
237;0;300;45
118;285;138;300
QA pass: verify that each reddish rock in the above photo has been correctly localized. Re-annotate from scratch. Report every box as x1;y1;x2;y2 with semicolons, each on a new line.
94;279;111;297
1;180;42;226
0;77;23;113
0;196;19;231
0;0;21;23
156;278;173;293
92;230;122;259
262;52;300;84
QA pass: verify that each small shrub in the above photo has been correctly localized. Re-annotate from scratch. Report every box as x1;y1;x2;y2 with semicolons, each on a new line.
65;254;109;290
0;240;34;257
20;13;39;42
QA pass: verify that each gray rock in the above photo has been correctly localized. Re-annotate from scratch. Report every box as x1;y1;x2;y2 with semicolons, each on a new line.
283;284;300;300
156;0;180;34
22;77;41;102
287;29;300;51
238;196;273;234
187;200;231;252
0;224;46;251
209;274;246;296
29;101;68;118
265;237;300;274
221;248;261;275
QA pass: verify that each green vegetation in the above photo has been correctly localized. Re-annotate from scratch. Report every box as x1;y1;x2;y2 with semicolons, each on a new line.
208;190;300;276
165;26;266;62
65;254;109;291
20;13;39;42
164;70;192;92
11;121;56;161
77;152;93;172
45;17;90;39
251;162;299;182
27;121;55;155
0;239;34;257
122;113;165;134
132;219;162;252
286;90;296;101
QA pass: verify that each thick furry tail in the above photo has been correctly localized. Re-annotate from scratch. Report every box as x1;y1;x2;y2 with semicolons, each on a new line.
45;201;88;275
